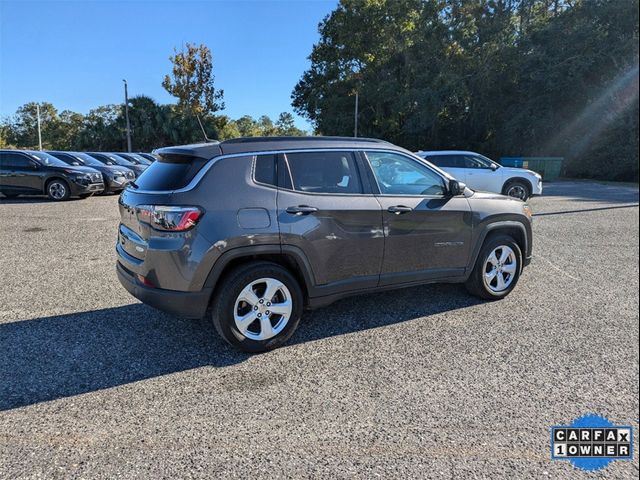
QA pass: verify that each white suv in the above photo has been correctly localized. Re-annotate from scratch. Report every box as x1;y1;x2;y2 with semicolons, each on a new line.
416;150;542;200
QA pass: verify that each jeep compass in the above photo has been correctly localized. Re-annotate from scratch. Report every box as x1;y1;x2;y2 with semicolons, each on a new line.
117;137;533;352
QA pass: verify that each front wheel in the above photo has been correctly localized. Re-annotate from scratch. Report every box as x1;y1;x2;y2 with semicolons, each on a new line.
212;262;303;353
47;179;70;201
504;181;530;200
465;235;522;300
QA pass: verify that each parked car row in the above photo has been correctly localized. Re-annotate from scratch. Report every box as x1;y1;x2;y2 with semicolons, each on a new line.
0;150;157;200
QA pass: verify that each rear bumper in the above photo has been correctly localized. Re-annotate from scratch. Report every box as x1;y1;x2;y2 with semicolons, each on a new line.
116;261;212;319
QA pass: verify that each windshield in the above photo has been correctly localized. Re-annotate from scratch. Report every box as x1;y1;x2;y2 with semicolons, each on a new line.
28;151;69;167
118;153;151;165
72;153;104;167
92;153;134;166
128;153;152;165
105;153;135;166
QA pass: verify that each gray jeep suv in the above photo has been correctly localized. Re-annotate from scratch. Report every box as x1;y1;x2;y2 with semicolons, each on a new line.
117;137;533;352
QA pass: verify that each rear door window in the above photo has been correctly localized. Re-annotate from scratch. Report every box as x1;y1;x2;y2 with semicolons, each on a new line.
254;154;277;187
133;154;209;191
428;155;464;168
284;151;363;194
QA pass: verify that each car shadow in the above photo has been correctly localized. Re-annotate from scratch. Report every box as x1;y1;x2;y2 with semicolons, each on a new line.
0;283;479;411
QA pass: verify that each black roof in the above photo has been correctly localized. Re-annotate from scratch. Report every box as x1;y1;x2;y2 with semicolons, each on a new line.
154;136;402;160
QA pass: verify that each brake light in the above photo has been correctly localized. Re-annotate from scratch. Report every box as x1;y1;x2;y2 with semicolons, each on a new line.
136;205;203;231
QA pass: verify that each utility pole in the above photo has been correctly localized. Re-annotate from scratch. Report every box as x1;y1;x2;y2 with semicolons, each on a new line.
354;90;359;138
123;79;132;152
36;103;43;150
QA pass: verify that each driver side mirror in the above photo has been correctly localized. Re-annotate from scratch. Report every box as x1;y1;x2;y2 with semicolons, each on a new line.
490;164;498;171
448;179;466;196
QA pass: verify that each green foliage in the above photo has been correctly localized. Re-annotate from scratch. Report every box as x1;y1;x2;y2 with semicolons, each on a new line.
293;0;639;181
162;43;224;115
0;98;305;151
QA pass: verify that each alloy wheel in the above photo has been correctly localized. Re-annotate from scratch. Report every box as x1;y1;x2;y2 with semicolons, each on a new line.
483;245;517;293
49;182;66;200
233;277;293;341
506;184;527;200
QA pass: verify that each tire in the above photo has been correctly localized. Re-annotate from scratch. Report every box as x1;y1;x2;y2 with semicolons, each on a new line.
503;181;530;200
465;234;523;300
46;179;70;201
78;193;94;199
211;261;304;353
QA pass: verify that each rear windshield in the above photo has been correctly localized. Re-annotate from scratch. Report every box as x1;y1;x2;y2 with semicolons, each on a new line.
133;154;209;191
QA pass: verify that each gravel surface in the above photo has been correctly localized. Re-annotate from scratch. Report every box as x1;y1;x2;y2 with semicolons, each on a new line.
1;181;638;479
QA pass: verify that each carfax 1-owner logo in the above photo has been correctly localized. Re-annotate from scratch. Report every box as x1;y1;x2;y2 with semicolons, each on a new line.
551;414;634;471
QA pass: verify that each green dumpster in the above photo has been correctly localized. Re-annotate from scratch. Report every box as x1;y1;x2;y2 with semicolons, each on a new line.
499;157;563;181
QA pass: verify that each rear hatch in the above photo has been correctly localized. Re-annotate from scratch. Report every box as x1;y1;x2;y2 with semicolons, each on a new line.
117;142;222;263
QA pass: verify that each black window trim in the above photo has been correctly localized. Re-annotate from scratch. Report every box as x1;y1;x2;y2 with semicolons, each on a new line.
362;150;450;198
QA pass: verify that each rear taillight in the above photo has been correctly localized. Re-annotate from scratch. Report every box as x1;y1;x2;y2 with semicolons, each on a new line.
136;205;203;232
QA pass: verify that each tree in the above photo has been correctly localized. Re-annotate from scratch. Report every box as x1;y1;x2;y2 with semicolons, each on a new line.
162;43;224;116
7;102;60;149
76;105;123;151
276;112;306;136
52;110;84;150
293;0;639;181
235;115;262;137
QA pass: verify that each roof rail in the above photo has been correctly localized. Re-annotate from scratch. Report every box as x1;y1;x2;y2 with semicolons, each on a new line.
221;136;390;144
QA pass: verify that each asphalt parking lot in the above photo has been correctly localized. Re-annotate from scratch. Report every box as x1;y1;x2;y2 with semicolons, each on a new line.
1;181;638;479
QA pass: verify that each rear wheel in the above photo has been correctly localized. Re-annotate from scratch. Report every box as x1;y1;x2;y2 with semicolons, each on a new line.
503;181;530;200
465;234;522;300
46;179;70;201
212;262;303;353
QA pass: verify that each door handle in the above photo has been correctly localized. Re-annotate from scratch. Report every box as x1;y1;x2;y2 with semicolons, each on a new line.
286;205;318;215
387;205;413;214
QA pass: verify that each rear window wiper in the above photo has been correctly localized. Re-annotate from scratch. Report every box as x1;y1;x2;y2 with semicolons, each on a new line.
129;181;139;189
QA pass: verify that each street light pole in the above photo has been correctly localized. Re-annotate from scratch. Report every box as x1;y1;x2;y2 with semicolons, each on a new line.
354;90;359;138
123;79;132;152
36;103;43;150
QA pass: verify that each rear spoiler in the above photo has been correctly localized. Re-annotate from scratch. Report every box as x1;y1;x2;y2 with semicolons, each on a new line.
153;141;222;161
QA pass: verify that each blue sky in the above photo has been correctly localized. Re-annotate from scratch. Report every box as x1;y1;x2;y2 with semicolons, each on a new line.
0;0;338;130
